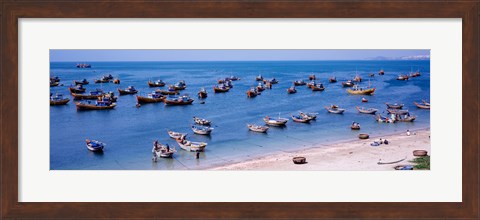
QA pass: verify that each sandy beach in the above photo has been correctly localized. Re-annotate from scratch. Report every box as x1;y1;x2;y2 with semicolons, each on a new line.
210;128;430;171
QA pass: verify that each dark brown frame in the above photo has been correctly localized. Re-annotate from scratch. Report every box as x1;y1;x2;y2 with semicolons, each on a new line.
1;1;478;219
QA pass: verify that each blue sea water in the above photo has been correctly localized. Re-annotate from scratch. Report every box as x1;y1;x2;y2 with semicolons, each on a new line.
50;60;430;170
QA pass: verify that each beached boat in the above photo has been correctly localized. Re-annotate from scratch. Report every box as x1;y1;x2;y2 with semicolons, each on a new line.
351;122;361;130
356;106;378;114
77;63;91;68
76;98;116;110
198;87;208;98
378;69;385;75
175;138;207;152
71;89;105;100
346;85;375;95
263;115;288;126
329;76;337;83
193;117;211;125
50;80;60;87
311;83;325;91
353;75;362;82
74;79;89;85
294;80;306;86
68;85;86;93
375;114;396;123
256;83;266;91
246;88;260;98
414;102;430;109
358;134;369;139
167;130;187;139
293;157;307;164
85;139;105;151
362;97;368;102
152;141;176;159
113;78;120;84
191;125;213;135
385;103;404;109
136;91;165;103
164;95;194;105
173;80;187;90
255;75;264;81
291;114;311;123
213;84;230;93
396;74;409;80
148;80;166;87
309;74;316;80
386;108;409;115
287;86;297;94
299;112;318;120
341;80;355;87
118;86;138;95
50;94;70;105
158;86;180;95
247;124;269;133
325;106;345;114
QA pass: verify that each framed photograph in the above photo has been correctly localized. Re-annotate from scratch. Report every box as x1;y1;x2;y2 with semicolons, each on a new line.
1;1;478;219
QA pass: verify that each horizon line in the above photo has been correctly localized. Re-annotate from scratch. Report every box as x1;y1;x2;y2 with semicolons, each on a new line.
51;59;430;62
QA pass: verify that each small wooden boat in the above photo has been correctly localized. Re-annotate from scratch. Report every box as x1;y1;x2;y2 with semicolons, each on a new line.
136;91;165;103
77;63;91;68
369;73;375;77
329;76;337;83
213;84;230;93
351;122;361;130
325;106;345;114
264;78;278;84
306;80;315;88
164;95;194;105
191;125;213;135
311;83;325;91
410;71;421;77
50;76;60;82
71;89;105;100
246;88;260;98
299;112;318;120
218;78;226;84
309;74;316;80
353;75;362;82
69;85;86;94
76;98;116;110
94;77;111;83
385;103;404;109
86;139;105;151
395;114;416;122
247;124;269;133
193;117;211;125
167;130;187;139
152;141;176;159
378;69;385;75
294;80;306;86
362;97;368;102
148;80;166;87
356;106;378;114
291;115;311;123
422;100;430;106
226;76;240;81
175;138;207;152
386;108;409;115
113;78;120;84
292;156;306;164
256;83;266;91
346;86;375;95
173;80;187;90
198;88;208;98
341;80;355;87
375;114;396;123
50;80;60;87
414;102;430;109
358;133;369;139
263;115;288;126
158;86;180;95
223;80;233;89
103;74;113;80
118;86;138;95
50;94;70;105
255;75;264;81
287;86;297;94
396;74;409;80
74;79;89;85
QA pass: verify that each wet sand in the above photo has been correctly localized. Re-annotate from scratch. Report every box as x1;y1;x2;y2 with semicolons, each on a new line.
210;128;430;171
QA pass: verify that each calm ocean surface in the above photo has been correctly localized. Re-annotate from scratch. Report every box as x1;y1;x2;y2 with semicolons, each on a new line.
50;60;430;170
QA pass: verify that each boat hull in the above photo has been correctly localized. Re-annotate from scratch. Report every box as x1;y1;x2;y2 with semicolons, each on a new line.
136;96;164;103
50;99;70;105
346;88;375;95
76;102;116;110
118;89;138;95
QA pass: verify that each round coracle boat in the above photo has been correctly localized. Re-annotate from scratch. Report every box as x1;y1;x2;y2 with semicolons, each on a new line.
413;150;428;157
358;134;369;139
292;156;307;164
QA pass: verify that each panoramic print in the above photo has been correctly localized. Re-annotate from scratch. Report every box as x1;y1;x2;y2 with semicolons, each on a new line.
50;49;430;170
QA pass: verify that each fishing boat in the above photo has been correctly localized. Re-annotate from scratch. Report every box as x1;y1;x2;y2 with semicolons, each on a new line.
346;85;375;95
164;95;194;105
148;80;166;87
226;76;240;81
414;102;430;109
74;79;89;85
197;87;208;98
256;83;266;91
118;86;138;95
353;75;362;82
68;84;86;93
113;78;120;84
395;114;416;122
264;78;279;84
355;106;378;114
306;80;316;88
94;77;111;83
71;89;105;100
255;75;264;81
287;86;297;94
396;74;409;80
369;73;375;77
385;103;404;109
351;122;361;130
311;83;325;91
386;108;409;115
85;139;105;151
309;74;316;80
375;114;396;123
325;106;345;114
50;94;70;105
213;84;230;93
103;74;114;80
50;76;60;82
329;76;337;83
223;80;233;88
362;97;368;102
76;63;91;68
299;112;318;120
76;98;116;110
247;124;269;133
411;71;421;77
246;88;260;98
152;141;176;159
341;80;355;87
294;80;306;86
50;80;60;87
136;91;165;103
191;125;213;135
422;100;430;106
158;86;180;95
193;116;211;125
378;69;385;75
217;78;226;84
173;80;187;90
175;137;207;152
167;130;187;139
263;115;288;126
291;114;311;123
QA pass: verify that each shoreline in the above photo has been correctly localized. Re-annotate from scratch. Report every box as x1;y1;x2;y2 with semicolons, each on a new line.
209;128;430;171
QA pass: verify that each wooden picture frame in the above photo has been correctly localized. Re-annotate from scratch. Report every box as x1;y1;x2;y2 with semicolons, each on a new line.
1;1;478;219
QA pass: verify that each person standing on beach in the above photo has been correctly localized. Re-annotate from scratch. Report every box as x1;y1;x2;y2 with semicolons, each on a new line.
406;130;411;136
196;152;200;159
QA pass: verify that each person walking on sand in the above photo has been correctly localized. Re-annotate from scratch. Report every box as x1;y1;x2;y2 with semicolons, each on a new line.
406;130;411;136
196;152;200;159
